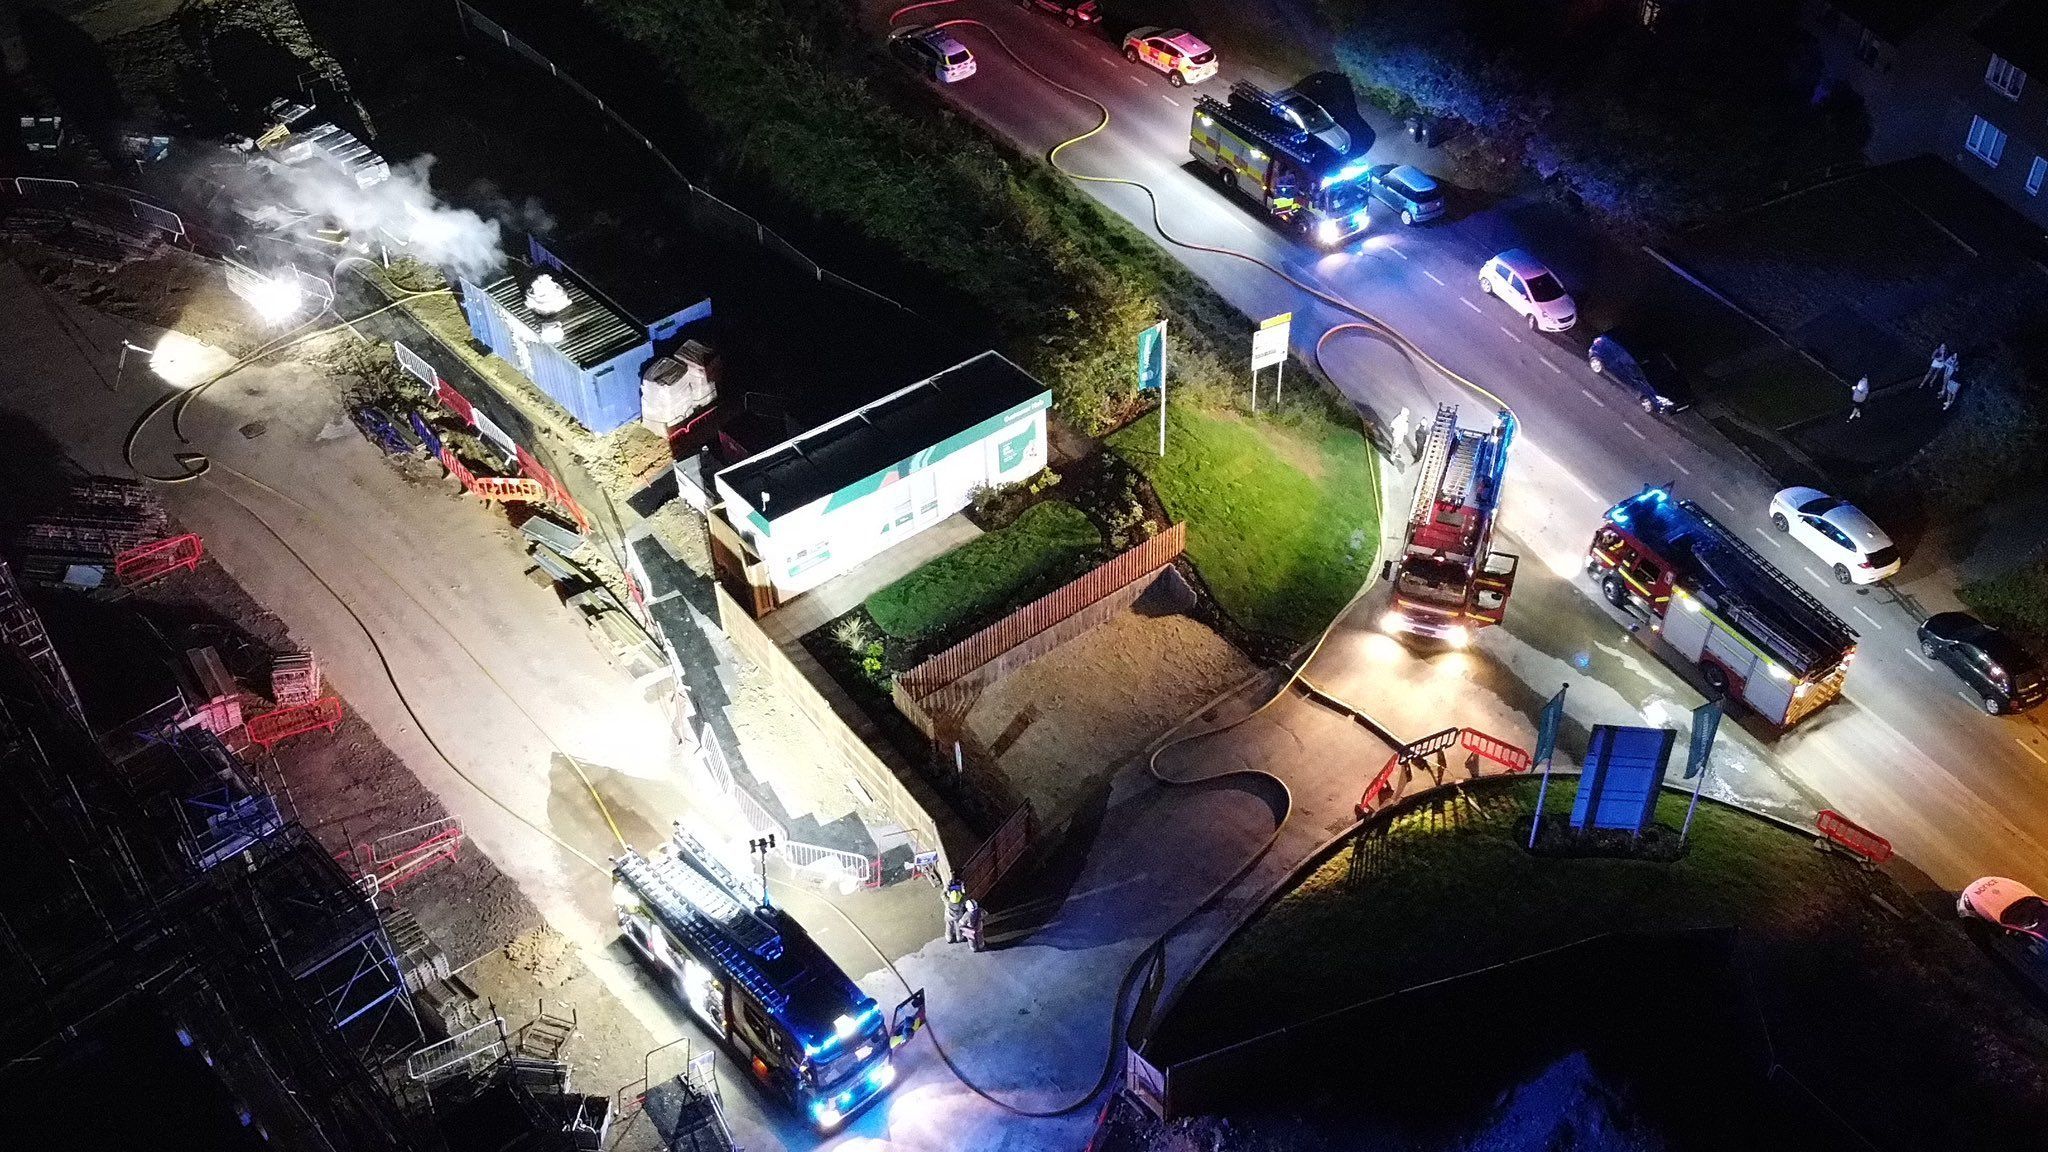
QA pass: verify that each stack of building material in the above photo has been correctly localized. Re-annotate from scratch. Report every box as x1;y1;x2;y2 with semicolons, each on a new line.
14;478;169;589
178;645;243;737
270;652;321;706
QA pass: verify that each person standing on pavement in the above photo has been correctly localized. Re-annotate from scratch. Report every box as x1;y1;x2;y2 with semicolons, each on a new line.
1922;343;1949;390
1388;407;1412;465
1942;371;1961;412
944;877;970;944
1848;376;1869;420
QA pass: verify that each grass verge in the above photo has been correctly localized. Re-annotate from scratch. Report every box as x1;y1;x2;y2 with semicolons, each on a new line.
1154;779;2048;1148
1962;561;2048;642
1110;404;1377;644
866;500;1101;640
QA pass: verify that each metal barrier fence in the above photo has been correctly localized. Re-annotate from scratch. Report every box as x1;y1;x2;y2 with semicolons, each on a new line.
452;0;916;318
700;721;880;887
393;340;438;392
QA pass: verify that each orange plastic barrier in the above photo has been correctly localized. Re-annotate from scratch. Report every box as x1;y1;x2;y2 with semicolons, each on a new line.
115;533;203;585
245;696;344;750
469;476;548;502
1462;728;1534;773
1815;809;1892;864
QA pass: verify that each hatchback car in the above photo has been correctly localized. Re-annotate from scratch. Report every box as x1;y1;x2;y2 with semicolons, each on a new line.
1123;28;1217;87
1588;328;1694;415
890;25;976;84
1271;90;1351;154
1768;487;1900;585
1018;0;1100;27
1479;250;1575;332
1919;612;2046;715
1362;164;1443;225
1960;877;2048;942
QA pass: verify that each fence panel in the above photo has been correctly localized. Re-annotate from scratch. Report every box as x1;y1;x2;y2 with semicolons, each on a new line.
393;340;438;391
959;803;1034;900
900;524;1185;695
128;198;185;239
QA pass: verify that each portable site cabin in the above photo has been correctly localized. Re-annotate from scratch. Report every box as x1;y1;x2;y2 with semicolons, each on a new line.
460;236;713;433
713;351;1051;605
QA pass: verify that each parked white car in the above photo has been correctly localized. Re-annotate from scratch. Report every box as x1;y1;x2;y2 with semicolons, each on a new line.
1122;27;1218;87
1478;249;1576;332
1768;487;1901;585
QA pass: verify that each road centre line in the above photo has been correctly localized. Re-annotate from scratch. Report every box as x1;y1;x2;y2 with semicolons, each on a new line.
1125;72;1147;86
1625;423;1647;440
1803;565;1825;584
1161;94;1181;106
1852;605;1881;629
1389;247;1409;260
2017;740;2047;764
1911;652;1938;672
1542;357;1564;374
1423;268;1444;285
1461;296;1482;313
1667;457;1692;475
1498;325;1522;343
1579;388;1606;407
1711;491;1736;512
1763;533;1784;548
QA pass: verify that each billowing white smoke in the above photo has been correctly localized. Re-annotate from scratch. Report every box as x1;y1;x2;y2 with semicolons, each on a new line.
244;151;510;282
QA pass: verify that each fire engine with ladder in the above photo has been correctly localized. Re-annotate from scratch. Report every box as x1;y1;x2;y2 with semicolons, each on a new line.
612;826;923;1133
1381;404;1520;647
1588;486;1857;727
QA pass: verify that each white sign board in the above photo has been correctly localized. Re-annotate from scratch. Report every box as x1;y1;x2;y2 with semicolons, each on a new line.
1251;312;1291;371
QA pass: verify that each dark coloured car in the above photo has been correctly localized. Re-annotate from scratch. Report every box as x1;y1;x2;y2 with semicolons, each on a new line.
1362;164;1443;224
1018;0;1100;27
1919;612;2046;715
1588;328;1695;415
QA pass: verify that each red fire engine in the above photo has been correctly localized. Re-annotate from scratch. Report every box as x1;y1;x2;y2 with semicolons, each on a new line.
1381;404;1519;647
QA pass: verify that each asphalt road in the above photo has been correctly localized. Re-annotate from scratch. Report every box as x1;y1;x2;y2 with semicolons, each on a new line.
895;0;2048;892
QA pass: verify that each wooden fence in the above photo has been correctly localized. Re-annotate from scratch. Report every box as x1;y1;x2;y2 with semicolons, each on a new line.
899;523;1186;698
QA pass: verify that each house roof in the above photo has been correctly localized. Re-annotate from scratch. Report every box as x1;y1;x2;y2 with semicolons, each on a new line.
1828;0;1944;44
1976;0;2048;78
717;351;1048;522
477;262;644;370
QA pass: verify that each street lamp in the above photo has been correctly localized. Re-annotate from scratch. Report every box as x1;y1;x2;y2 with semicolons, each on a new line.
749;834;776;908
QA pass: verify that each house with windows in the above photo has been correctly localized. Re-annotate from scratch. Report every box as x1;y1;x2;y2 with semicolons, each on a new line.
1806;0;2048;226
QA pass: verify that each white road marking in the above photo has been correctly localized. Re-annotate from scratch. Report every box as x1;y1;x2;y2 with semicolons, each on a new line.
1852;605;1881;629
1667;457;1692;475
1542;357;1564;374
1498;325;1522;343
1161;94;1181;107
1711;491;1737;512
1422;269;1444;285
2017;740;2046;764
1389;247;1409;261
1764;534;1784;548
1125;72;1147;86
1803;565;1826;584
1461;296;1482;313
1959;690;1976;705
1579;388;1606;407
1625;423;1648;441
1911;653;1938;672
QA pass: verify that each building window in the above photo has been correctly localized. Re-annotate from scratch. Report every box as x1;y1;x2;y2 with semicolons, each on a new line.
1987;54;2027;100
1967;116;2008;167
2030;156;2047;197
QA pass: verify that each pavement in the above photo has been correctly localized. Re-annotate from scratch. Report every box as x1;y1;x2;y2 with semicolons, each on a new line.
891;0;2048;897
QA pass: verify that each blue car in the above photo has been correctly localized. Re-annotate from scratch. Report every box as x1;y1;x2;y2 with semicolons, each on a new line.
1363;164;1444;225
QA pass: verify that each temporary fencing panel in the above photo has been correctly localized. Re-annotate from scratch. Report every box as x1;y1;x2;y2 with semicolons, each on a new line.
1815;809;1892;864
115;534;204;586
394;340;439;392
436;377;475;425
245;697;345;750
128;198;185;240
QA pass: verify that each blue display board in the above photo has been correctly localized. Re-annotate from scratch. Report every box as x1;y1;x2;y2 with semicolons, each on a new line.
1570;724;1678;835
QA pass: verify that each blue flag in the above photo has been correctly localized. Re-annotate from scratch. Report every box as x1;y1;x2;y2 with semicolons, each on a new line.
1685;699;1721;780
1137;321;1166;392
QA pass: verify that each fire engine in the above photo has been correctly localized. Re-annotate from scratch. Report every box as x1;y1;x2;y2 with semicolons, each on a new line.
1188;83;1372;248
613;827;921;1132
1381;404;1520;646
1589;487;1857;727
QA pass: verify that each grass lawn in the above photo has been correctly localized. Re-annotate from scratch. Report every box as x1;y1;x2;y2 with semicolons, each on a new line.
865;500;1100;641
1153;780;2048;1148
1707;345;1845;430
1110;404;1377;644
1963;562;2048;642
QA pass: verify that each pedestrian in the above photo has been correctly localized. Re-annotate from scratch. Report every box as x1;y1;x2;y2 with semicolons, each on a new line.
1942;372;1961;412
944;877;970;944
1922;343;1949;390
1388;406;1412;463
1410;418;1429;461
1943;350;1960;388
1847;375;1868;421
963;896;986;953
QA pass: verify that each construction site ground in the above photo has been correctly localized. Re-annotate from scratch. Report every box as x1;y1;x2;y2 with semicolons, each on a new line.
962;590;1258;836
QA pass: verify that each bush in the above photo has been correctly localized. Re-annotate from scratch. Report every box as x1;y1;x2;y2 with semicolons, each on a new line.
866;500;1101;640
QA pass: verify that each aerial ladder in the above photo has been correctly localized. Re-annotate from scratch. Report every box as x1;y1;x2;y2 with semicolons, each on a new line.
1381;404;1519;646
